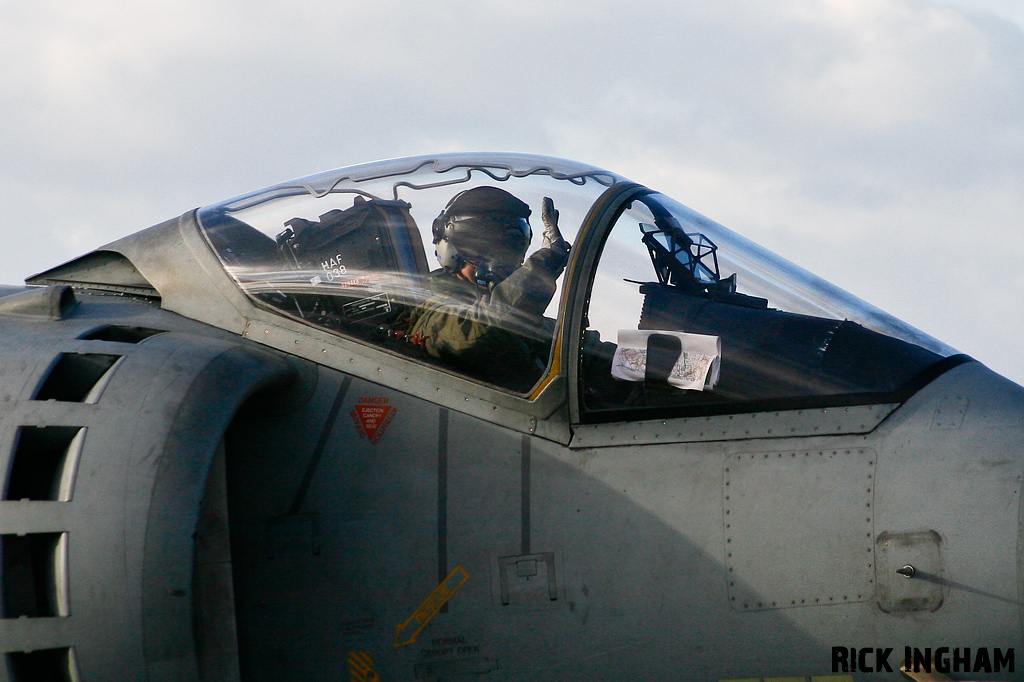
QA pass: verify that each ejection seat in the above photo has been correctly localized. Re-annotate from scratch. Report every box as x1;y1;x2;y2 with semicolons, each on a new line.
201;196;430;343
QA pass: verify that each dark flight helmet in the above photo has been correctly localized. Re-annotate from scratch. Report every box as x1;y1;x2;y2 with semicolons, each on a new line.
432;186;532;285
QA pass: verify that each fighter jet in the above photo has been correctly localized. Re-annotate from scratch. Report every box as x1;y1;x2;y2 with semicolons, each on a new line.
0;152;1019;682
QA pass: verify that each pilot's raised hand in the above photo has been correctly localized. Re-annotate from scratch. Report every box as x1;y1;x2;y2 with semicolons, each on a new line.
541;197;570;254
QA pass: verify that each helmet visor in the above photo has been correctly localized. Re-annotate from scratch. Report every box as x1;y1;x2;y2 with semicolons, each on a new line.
446;214;530;273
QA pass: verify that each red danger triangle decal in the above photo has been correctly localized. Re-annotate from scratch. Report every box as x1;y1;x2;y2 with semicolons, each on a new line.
351;399;396;445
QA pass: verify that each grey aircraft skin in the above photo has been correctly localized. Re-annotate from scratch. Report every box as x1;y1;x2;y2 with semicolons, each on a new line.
0;153;1020;682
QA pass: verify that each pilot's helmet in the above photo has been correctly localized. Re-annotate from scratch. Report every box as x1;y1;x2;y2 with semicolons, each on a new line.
432;186;532;285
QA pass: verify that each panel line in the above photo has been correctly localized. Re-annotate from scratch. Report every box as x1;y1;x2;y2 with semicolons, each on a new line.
438;408;449;583
289;375;352;515
438;408;449;612
521;434;531;556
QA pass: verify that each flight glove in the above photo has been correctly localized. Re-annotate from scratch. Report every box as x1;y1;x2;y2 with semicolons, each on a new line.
541;197;570;255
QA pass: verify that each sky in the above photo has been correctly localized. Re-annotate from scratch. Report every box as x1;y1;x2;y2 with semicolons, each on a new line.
2;0;1023;385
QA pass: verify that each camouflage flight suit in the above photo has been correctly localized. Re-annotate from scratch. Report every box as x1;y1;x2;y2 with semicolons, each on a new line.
407;245;569;392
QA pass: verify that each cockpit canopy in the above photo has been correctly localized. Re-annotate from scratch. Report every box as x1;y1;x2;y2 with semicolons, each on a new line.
197;152;959;418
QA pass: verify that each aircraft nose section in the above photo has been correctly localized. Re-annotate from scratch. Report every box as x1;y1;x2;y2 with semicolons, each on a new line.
883;361;1024;639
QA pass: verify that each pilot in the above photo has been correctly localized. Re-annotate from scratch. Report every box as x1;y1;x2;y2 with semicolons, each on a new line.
404;186;571;391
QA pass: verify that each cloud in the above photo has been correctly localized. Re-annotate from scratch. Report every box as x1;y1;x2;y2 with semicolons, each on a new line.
2;0;1023;382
